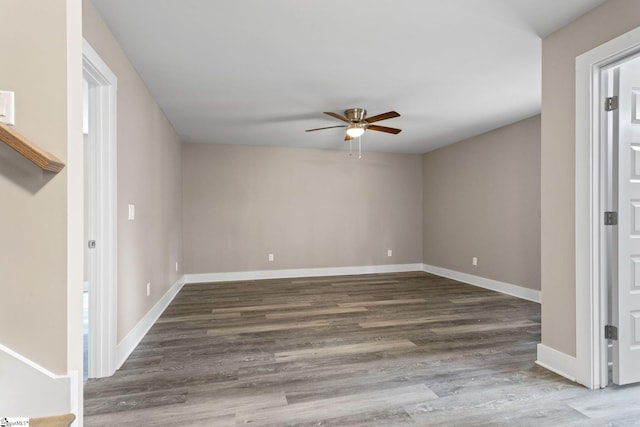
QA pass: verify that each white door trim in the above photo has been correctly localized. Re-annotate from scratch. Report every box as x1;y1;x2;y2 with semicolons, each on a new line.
82;40;118;378
576;25;640;389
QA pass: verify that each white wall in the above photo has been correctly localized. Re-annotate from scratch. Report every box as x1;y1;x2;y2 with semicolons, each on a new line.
541;0;640;357
83;0;184;344
182;144;423;274
0;0;82;419
423;115;541;292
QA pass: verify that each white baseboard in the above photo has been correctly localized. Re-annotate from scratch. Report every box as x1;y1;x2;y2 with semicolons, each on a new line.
69;370;79;427
535;343;577;382
184;263;424;284
421;263;541;303
0;344;71;417
115;276;185;369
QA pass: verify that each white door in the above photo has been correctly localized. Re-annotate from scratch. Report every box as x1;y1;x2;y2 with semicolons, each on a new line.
613;53;640;385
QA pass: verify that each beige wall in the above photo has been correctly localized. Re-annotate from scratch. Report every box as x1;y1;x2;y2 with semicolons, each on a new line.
182;144;423;273
423;115;541;291
541;0;640;357
0;0;75;374
83;1;184;342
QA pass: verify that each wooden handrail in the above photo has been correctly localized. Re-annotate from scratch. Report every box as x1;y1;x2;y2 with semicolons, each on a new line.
0;122;65;172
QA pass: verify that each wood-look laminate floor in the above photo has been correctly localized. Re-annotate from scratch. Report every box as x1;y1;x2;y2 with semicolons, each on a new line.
84;272;640;426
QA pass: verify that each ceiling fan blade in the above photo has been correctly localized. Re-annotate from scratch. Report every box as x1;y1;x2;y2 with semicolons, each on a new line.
344;133;354;141
305;125;347;132
367;124;402;134
365;111;400;123
324;111;350;123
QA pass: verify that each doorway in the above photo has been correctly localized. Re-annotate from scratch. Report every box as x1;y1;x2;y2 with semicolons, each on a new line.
82;40;118;378
575;25;640;389
600;52;640;386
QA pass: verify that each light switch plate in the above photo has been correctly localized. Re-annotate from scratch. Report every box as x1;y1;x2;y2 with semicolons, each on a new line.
0;91;15;125
128;204;135;220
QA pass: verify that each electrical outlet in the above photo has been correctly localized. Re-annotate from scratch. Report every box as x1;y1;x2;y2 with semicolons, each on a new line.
175;261;179;272
268;253;274;262
472;257;478;266
146;282;151;296
387;249;393;257
128;204;135;220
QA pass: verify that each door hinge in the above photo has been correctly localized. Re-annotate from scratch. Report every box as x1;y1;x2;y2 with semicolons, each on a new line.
604;211;618;225
605;325;618;340
605;96;619;111
88;240;96;249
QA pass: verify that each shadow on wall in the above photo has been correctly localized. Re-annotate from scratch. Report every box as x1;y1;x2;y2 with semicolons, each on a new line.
0;144;58;194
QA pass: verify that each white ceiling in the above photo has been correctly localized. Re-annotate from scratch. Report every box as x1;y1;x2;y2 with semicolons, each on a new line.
91;0;605;154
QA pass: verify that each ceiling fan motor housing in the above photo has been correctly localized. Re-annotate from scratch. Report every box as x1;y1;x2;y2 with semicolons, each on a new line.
345;108;367;122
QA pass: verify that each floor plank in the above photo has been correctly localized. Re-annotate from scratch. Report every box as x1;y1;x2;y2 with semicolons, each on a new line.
236;384;437;426
266;306;368;319
274;339;416;362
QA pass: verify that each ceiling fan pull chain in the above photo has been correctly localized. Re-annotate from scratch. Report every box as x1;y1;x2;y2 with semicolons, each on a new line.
358;135;362;159
349;138;353;156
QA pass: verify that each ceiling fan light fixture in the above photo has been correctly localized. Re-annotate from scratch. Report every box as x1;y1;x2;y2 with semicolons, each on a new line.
346;123;365;138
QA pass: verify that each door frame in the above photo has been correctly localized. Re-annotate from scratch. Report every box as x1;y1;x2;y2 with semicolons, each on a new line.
82;40;118;378
576;25;640;389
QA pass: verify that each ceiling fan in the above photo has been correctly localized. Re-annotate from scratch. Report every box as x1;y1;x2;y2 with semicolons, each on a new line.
305;108;402;140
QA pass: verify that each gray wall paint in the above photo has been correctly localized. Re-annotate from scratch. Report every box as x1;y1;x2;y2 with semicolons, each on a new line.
0;0;73;374
182;144;424;273
541;0;640;357
423;115;541;291
84;0;184;342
